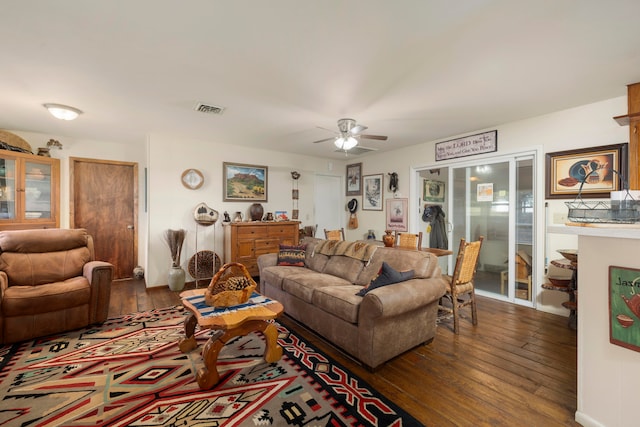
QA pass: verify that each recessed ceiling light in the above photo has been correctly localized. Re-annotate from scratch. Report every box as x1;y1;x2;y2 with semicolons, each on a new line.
43;103;83;120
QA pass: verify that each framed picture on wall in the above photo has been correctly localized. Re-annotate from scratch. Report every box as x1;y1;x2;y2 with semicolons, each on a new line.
223;162;268;202
386;198;408;232
545;143;628;199
609;265;640;353
362;174;384;210
346;163;362;196
423;179;445;203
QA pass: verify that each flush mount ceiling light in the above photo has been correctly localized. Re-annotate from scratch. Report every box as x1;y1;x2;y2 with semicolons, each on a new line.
334;136;358;150
43;103;83;120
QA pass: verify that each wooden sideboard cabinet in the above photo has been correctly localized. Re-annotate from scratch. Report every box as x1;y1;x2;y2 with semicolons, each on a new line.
0;150;60;230
224;221;300;276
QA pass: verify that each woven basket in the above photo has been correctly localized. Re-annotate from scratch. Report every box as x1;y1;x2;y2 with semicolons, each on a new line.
0;130;33;154
204;262;257;307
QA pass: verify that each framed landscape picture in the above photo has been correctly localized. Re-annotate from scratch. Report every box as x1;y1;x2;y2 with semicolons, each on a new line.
223;162;268;202
362;174;383;210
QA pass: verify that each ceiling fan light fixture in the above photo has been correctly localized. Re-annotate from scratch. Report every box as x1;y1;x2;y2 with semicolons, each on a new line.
43;103;82;120
334;136;358;150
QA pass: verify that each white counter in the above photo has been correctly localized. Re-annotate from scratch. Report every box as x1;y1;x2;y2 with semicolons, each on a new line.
563;223;640;427
548;224;640;239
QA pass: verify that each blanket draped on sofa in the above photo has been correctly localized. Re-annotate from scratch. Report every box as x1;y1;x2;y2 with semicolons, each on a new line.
313;240;377;264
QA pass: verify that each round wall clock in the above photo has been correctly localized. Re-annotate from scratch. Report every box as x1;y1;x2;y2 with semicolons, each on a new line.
181;168;204;189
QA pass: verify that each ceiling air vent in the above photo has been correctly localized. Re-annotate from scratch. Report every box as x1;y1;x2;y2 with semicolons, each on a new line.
335;146;379;155
194;102;225;115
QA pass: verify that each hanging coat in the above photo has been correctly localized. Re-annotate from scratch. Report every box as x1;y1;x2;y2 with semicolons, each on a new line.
422;205;448;250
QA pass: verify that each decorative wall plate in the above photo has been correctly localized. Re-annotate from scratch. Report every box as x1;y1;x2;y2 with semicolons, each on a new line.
181;168;204;189
194;202;219;225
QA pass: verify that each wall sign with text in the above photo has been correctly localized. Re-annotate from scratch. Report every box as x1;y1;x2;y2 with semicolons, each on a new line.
609;265;640;353
435;130;497;161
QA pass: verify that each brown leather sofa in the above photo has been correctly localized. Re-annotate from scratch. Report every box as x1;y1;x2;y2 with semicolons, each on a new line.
0;228;114;344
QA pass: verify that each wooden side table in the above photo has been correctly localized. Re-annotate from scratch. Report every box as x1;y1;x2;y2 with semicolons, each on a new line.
178;288;284;389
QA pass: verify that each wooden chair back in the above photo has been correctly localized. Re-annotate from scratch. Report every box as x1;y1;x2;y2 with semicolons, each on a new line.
395;231;423;249
450;236;484;289
324;228;345;241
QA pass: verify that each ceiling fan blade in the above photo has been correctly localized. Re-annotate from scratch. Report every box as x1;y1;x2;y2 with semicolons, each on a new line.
312;137;336;144
359;134;388;141
350;124;368;134
316;126;338;134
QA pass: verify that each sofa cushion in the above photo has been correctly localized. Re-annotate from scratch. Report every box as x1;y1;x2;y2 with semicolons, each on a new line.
313;285;363;324
302;237;329;272
356;262;415;296
355;247;437;285
0;247;92;286
322;256;364;283
277;244;306;266
2;276;90;316
282;272;351;303
260;265;311;291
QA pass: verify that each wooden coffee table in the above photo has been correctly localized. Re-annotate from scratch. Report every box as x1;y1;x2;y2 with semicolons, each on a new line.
178;288;284;390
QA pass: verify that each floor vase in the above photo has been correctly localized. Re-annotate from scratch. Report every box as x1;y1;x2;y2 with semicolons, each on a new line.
168;266;186;291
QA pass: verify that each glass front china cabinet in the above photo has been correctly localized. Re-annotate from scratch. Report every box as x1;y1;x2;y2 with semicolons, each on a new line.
0;150;60;230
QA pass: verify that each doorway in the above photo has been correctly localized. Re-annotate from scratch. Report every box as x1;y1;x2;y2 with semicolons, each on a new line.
70;157;138;280
416;153;536;305
314;174;342;238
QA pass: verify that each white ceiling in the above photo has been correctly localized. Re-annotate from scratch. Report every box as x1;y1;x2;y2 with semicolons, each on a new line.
2;0;640;160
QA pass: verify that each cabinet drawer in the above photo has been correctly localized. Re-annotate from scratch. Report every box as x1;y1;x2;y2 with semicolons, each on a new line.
254;238;279;254
268;225;296;237
237;226;266;237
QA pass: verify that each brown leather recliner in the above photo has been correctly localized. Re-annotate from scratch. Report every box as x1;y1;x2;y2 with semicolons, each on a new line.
0;228;113;344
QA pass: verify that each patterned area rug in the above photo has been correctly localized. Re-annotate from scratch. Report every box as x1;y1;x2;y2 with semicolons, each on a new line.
0;307;421;426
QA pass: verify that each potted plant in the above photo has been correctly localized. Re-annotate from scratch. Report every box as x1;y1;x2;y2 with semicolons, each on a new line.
164;229;186;291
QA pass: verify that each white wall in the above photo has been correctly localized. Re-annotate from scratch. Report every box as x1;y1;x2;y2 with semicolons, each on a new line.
343;95;629;315
8;94;631;307
9;129;148;267
146;133;339;286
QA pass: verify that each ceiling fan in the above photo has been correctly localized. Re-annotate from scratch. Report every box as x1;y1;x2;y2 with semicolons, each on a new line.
312;118;388;151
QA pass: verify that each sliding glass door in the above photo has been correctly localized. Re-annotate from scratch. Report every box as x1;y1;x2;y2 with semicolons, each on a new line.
450;156;534;303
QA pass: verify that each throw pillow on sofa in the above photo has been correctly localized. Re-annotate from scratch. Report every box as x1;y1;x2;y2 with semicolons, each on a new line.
277;244;307;266
356;261;414;296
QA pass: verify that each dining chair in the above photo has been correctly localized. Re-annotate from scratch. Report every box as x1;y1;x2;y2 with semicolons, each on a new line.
324;228;345;241
439;236;484;334
395;231;423;249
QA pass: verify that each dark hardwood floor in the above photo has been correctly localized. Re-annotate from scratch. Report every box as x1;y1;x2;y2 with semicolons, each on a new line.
109;279;579;426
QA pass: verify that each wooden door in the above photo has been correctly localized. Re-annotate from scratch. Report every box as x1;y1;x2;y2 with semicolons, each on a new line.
70;158;138;279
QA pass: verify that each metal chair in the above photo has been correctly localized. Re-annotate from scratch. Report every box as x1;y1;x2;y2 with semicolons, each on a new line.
439;236;484;334
324;228;345;241
395;231;423;249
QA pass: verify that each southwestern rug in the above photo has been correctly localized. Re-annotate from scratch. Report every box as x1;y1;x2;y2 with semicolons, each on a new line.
0;307;422;426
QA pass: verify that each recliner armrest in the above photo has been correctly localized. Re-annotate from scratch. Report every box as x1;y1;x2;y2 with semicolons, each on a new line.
83;261;113;284
0;271;7;297
84;261;114;324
